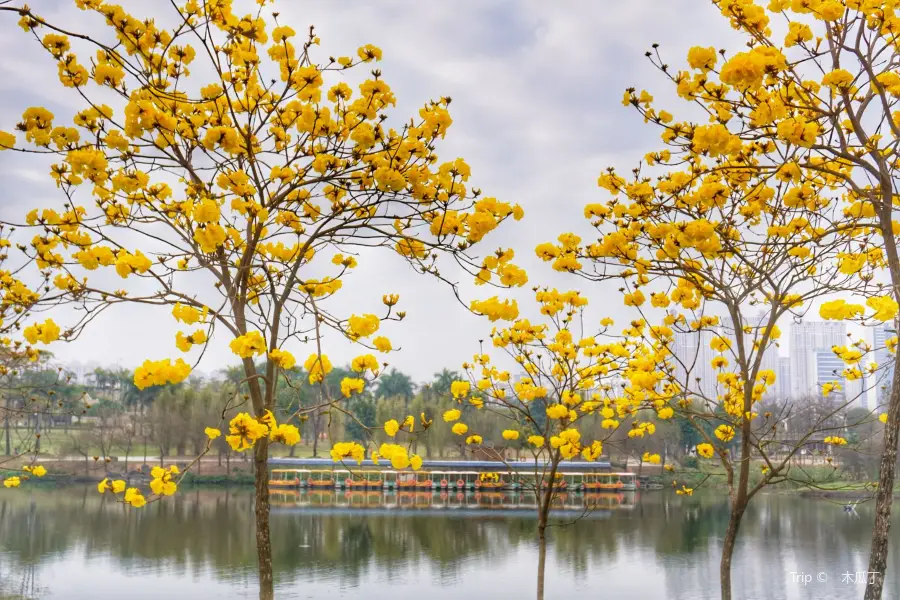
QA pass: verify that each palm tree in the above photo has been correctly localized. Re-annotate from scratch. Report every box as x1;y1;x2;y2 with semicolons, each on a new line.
375;369;416;407
117;367;163;412
429;369;460;398
220;364;247;388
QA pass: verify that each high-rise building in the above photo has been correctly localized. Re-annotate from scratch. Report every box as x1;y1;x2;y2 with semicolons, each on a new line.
790;321;847;398
720;312;781;400
814;350;863;405
777;356;792;400
672;327;718;401
872;323;896;406
62;360;103;385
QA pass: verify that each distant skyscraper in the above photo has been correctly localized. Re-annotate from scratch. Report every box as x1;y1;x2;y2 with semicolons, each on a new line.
790;321;847;398
777;356;791;400
814;350;862;405
872;323;896;405
720;312;781;400
62;360;102;386
672;327;718;401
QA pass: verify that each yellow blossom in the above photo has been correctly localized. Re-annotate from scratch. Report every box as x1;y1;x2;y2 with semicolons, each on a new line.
384;419;400;437
270;423;301;446
225;412;269;452
230;331;267;358
714;424;735;443
330;441;365;464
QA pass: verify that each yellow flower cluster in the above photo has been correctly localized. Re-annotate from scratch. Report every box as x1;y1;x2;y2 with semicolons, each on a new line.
715;425;736;443
582;440;603;461
377;443;422;470
340;377;365;397
22;319;60;345
384;419;400;437
172;304;208;325
304;353;333;384
268;348;296;369
133;358;191;390
23;465;47;477
270;423;301;446
642;452;661;465
469;297;519;322
820;299;865;321
230;331;267;358
226;413;269;452
150;465;179;496
549;428;581;459
98;478;145;507
450;381;470;399
175;329;207;352
347;314;380;339
546;404;570;420
330;441;365;464
351;354;379;374
528;435;545;448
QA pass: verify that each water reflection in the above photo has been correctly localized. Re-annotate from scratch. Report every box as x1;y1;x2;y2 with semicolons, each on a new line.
0;486;896;599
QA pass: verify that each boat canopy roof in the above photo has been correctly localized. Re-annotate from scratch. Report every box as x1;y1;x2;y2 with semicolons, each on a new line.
269;458;612;471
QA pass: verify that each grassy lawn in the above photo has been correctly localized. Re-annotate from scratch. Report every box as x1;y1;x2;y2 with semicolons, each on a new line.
1;427;331;460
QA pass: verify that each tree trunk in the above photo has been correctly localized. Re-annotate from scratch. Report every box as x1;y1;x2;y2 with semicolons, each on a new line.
536;522;547;600
311;413;320;458
720;501;747;600
254;439;274;600
864;351;900;600
4;401;9;456
865;191;900;600
535;460;558;600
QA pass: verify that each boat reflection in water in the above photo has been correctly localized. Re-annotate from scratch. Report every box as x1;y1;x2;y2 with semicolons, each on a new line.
270;488;637;516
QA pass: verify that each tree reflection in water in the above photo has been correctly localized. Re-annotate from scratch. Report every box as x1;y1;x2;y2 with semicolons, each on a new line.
0;486;897;599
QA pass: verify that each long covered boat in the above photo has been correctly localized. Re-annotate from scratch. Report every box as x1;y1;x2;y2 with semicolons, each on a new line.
269;457;634;492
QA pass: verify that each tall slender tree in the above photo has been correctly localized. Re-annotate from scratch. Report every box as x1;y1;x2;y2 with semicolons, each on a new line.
0;3;526;597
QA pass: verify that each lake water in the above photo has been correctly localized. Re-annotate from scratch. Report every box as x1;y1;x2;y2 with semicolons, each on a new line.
0;486;896;599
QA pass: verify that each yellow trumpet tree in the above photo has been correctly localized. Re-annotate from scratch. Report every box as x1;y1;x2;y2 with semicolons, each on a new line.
605;2;900;598
0;224;60;489
0;2;525;598
535;13;889;597
444;287;672;600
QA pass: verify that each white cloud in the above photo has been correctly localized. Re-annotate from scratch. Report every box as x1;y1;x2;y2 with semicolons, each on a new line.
0;0;752;382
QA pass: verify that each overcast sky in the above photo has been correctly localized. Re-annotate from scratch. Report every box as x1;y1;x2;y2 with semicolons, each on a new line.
0;1;776;382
